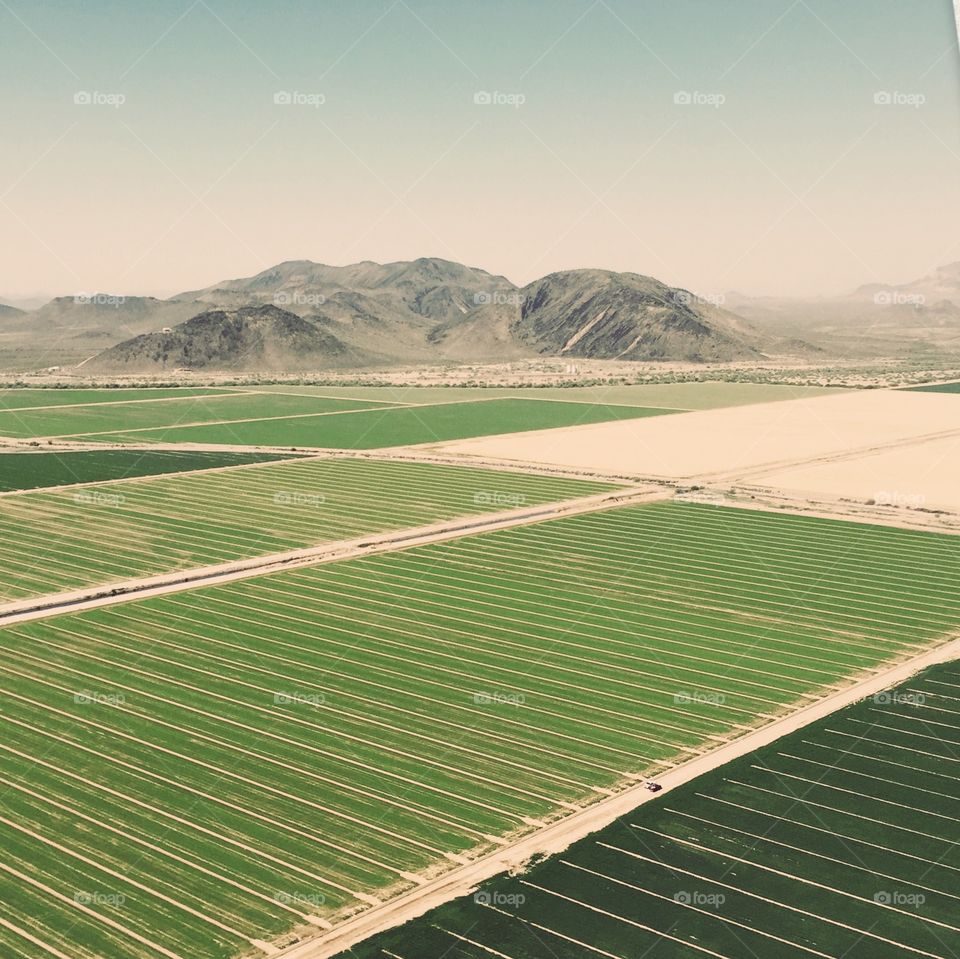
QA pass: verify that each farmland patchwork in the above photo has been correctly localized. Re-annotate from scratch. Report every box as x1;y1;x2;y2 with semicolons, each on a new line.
0;503;956;957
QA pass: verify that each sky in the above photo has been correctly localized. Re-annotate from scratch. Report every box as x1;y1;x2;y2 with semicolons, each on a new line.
0;0;958;301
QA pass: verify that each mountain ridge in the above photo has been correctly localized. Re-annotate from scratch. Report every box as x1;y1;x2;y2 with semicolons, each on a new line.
85;258;799;371
27;255;960;371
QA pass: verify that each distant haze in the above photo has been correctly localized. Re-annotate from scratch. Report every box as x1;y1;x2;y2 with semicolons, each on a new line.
0;0;958;300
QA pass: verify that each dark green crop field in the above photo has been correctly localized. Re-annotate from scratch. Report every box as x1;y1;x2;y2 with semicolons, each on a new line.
0;449;294;492
907;381;960;393
346;659;960;959
0;502;956;958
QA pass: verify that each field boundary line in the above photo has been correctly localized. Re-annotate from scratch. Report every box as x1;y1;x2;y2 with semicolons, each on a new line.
279;633;960;959
46;400;398;440
0;485;664;626
693;487;960;538
0;388;245;414
0;440;652;485
352;448;657;485
430;422;960;487
242;389;693;411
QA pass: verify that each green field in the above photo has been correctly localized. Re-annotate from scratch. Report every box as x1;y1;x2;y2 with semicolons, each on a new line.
0;457;615;602
93;398;672;448
0;387;234;410
908;381;960;393
0;391;393;440
0;449;294;492
0;502;956;958
351;660;960;959
249;382;848;410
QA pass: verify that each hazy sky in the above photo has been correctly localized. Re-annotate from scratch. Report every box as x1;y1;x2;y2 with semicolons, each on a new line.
1;0;958;300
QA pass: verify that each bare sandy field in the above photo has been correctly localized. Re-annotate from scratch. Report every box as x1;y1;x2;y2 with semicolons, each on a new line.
435;389;960;482
753;431;960;513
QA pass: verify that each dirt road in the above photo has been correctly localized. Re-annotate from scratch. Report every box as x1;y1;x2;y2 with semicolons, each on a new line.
0;484;664;626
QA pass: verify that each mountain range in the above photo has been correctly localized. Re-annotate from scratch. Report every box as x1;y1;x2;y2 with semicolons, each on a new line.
3;257;958;373
727;261;960;358
66;258;807;373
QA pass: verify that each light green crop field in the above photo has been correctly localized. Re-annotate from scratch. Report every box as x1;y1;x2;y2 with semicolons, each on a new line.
93;398;672;447
0;457;615;603
0;502;956;958
0;387;235;410
248;382;848;410
0;391;393;439
348;659;960;959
